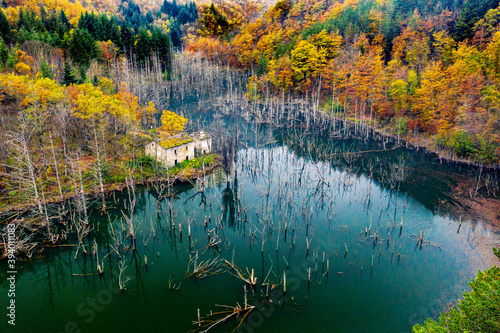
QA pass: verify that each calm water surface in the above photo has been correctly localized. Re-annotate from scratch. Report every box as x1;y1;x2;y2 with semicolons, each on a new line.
0;123;499;333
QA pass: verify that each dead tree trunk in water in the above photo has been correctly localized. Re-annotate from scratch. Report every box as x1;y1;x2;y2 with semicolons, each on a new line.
122;163;137;251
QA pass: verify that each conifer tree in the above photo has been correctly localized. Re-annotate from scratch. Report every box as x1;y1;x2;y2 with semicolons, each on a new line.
61;61;77;85
120;24;134;55
135;28;151;64
77;66;87;84
453;0;499;41
40;59;52;79
58;10;71;30
151;28;172;71
170;21;182;47
0;9;11;44
0;40;8;65
69;28;97;66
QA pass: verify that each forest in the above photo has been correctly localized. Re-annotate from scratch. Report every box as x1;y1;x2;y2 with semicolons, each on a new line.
188;0;500;165
0;0;202;214
0;0;499;332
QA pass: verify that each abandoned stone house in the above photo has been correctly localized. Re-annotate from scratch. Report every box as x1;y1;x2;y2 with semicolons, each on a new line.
145;130;212;167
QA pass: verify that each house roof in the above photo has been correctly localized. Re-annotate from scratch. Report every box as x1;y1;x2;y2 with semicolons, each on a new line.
190;130;211;140
148;130;211;150
155;133;193;150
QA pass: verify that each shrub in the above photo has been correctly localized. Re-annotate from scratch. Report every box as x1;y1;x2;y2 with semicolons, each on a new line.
127;155;157;168
169;154;216;176
454;131;476;157
436;131;500;163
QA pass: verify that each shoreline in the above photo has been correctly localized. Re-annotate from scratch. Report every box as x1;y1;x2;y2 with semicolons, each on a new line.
356;122;500;226
0;160;222;218
371;123;500;171
1;115;500;227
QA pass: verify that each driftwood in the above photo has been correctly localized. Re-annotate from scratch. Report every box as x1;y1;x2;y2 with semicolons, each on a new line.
190;303;255;333
412;234;441;249
224;259;257;285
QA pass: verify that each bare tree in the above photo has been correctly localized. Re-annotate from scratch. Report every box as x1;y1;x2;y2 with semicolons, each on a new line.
7;127;47;223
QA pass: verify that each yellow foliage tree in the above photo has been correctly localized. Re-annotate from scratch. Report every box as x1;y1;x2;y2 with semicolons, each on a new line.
310;29;343;58
72;83;109;119
113;83;142;125
144;101;156;128
267;56;293;90
158;110;187;137
0;74;64;106
14;50;34;76
290;40;326;81
485;31;500;80
14;62;31;75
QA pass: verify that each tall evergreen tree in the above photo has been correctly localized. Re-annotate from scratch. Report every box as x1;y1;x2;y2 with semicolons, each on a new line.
69;28;97;66
135;28;151;64
109;17;122;49
97;14;110;41
0;39;9;64
79;12;98;38
170;21;182;47
61;61;77;85
40;59;52;79
150;27;172;71
146;10;154;24
178;7;191;25
120;24;134;55
0;9;11;44
58;10;71;30
40;5;47;28
77;66;87;84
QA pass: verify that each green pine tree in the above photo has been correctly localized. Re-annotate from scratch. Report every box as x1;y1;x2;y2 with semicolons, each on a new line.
453;0;499;41
0;9;11;44
77;66;87;84
0;38;8;65
39;59;52;79
58;10;71;31
256;53;268;76
135;28;151;65
69;28;98;66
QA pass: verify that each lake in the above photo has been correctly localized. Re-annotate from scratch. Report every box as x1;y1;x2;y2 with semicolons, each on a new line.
0;117;499;333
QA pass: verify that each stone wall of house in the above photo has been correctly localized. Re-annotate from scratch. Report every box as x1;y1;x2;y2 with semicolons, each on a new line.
145;141;195;167
193;137;212;156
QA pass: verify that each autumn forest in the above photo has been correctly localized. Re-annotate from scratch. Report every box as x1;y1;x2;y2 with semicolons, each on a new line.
0;0;499;332
188;0;500;165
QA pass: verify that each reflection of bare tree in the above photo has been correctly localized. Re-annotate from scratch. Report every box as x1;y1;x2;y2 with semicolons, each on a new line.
220;135;237;181
379;155;408;191
121;163;137;251
1;221;37;259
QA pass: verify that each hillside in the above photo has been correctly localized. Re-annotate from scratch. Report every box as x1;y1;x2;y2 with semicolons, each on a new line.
187;0;500;165
0;2;498;333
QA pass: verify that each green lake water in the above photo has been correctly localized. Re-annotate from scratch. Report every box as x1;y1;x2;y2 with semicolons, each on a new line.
1;122;499;333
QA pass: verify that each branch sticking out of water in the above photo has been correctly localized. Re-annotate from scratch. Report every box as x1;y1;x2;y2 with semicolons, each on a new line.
190;300;255;333
224;259;257;286
186;252;225;279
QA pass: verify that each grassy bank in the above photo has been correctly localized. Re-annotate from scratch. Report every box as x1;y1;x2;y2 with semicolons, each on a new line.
0;153;220;215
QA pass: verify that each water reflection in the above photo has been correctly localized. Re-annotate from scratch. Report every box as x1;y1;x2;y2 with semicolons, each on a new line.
0;115;499;333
